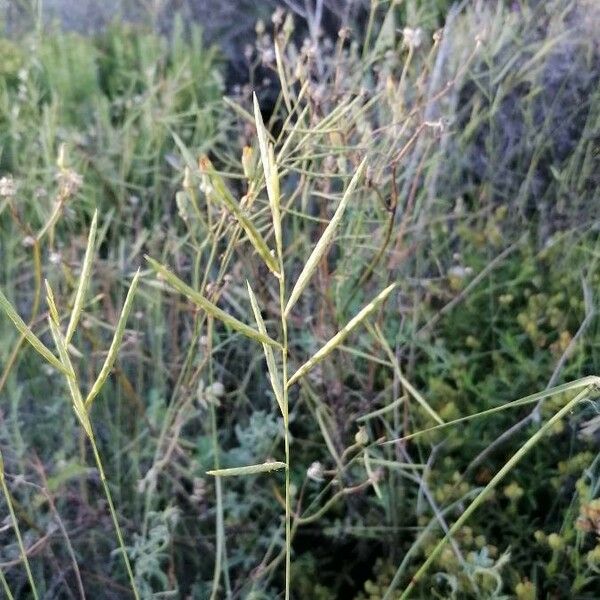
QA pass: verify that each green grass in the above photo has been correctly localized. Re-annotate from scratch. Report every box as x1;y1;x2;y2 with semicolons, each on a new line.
0;1;599;598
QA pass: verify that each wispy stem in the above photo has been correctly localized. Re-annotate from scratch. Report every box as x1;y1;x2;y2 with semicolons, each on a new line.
0;471;38;600
89;437;140;600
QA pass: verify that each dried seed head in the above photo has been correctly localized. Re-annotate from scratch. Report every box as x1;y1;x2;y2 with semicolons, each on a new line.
207;381;225;398
283;13;294;36
355;426;369;446
191;478;206;504
57;143;67;170
0;176;16;197
402;27;423;50
242;146;255;179
338;26;351;40
307;461;324;482
271;7;284;26
56;168;83;197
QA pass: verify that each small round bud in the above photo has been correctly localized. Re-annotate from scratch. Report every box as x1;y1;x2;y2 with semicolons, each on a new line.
307;461;324;482
355;426;369;446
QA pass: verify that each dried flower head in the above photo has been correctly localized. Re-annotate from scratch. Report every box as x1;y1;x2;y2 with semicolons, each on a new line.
0;176;16;197
56;169;83;197
307;461;324;482
402;27;423;50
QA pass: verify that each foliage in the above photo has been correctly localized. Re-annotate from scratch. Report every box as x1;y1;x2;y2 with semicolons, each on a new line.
0;1;599;598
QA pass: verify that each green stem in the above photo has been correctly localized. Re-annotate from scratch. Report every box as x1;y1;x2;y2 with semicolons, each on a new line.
395;385;596;600
89;438;140;600
0;476;37;600
279;270;291;600
0;566;14;600
208;317;231;600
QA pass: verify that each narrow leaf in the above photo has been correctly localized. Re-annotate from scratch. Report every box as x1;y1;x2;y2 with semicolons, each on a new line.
253;93;271;182
246;281;284;415
199;155;280;275
171;130;200;175
85;269;141;409
0;289;72;377
207;461;286;477
48;318;93;438
287;283;396;387
44;280;60;326
268;144;282;259
371;322;443;426
65;210;98;343
146;257;280;349
252;94;282;253
285;157;367;316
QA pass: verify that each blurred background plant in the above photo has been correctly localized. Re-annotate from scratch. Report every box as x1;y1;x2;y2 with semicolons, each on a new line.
0;0;599;597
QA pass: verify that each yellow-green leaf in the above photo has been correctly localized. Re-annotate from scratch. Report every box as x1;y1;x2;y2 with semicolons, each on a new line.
285;157;367;316
207;461;286;477
85;269;141;409
65;210;98;343
48;318;93;438
246;281;284;415
253;94;282;257
146;257;280;349
199;156;280;275
287;283;396;387
0;289;72;377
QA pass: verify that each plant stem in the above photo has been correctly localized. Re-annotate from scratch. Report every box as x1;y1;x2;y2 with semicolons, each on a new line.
208;316;231;600
279;270;291;600
89;437;140;600
0;475;38;600
0;567;14;600
395;384;596;600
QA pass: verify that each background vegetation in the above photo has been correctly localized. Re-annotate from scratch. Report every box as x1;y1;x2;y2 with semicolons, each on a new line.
0;0;599;598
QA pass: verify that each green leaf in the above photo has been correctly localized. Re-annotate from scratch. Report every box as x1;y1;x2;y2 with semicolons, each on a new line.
287;283;396;387
207;461;287;477
199;155;280;275
253;93;282;260
285;157;367;316
247;281;284;415
85;269;141;409
65;210;98;343
0;289;72;377
146;257;281;349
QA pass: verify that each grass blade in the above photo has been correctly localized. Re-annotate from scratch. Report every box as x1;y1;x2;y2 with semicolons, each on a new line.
171;130;200;175
0;450;38;600
371;322;444;426
207;461;286;477
65;210;98;344
85;269;141;409
382;375;600;445
199;155;280;275
246;281;284;415
287;283;396;387
253;93;282;258
395;384;597;600
48;317;93;438
44;279;60;327
284;157;367;316
0;289;72;377
146;257;281;348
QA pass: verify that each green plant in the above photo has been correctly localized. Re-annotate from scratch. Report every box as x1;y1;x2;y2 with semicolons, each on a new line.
0;1;599;597
0;211;142;598
145;94;397;597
